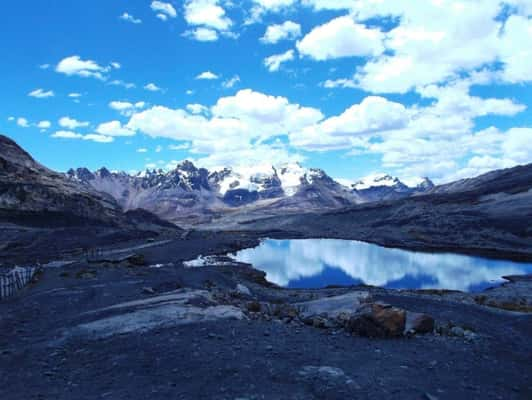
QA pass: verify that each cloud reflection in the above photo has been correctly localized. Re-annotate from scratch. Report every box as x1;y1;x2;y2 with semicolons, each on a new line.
233;239;532;291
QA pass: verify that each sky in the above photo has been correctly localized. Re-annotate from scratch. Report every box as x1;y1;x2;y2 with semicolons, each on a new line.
1;0;531;184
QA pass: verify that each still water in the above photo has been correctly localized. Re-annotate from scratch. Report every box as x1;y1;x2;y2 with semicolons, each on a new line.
232;239;532;292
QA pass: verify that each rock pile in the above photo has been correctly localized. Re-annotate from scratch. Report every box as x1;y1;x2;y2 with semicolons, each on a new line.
245;292;435;338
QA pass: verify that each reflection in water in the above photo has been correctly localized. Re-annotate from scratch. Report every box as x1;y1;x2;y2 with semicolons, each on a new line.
232;239;532;292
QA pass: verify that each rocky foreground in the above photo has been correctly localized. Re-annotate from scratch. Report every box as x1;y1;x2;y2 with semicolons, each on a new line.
1;236;531;400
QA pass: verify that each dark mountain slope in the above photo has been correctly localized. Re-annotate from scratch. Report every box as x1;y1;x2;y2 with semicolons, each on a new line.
0;135;124;226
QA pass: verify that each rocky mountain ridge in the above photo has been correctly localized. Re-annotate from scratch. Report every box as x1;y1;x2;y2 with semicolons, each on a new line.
66;162;434;225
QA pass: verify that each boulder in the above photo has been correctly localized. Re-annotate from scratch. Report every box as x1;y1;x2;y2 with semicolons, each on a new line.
347;303;406;338
404;312;435;334
295;292;371;327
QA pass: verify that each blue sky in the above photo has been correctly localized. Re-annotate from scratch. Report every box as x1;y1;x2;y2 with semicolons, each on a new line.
1;0;531;184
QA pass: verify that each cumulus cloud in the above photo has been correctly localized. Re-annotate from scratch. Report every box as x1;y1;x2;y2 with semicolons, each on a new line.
151;1;177;20
184;27;219;41
248;0;298;23
196;71;219;80
311;2;532;93
52;130;83;139
28;88;54;98
58;116;89;129
55;55;111;80
264;49;294;72
261;21;301;44
186;103;209;114
297;16;384;61
96;121;135;137
144;83;162;92
184;0;231;31
37;120;51;129
126;89;322;167
109;101;146;116
17;118;29;128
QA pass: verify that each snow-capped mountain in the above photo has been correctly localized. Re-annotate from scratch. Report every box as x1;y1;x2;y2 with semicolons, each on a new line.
350;173;434;202
66;162;434;226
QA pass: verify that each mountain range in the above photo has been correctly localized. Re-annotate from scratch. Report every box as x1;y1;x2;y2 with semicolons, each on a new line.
66;162;434;225
2;133;532;260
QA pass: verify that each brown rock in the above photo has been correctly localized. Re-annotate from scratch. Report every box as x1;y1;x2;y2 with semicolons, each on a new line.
347;303;406;338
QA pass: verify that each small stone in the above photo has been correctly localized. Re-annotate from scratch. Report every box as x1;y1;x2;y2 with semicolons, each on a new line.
246;301;261;313
451;326;465;337
142;287;155;295
464;330;478;341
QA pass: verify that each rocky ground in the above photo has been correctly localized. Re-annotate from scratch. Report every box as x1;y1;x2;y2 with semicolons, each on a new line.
1;236;531;400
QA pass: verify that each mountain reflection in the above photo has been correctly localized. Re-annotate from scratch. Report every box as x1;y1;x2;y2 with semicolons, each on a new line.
233;239;532;292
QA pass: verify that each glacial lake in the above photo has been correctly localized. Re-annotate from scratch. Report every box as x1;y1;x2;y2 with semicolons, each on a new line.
232;239;532;292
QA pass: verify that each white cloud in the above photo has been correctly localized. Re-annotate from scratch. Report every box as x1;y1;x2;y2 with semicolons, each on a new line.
51;130;114;143
168;143;190;150
297;16;384;61
109;80;136;89
68;92;82;98
28;88;54;98
59;116;89;129
186;103;209;114
290;96;409;152
314;1;532;94
39;64;50;70
264;49;294;72
144;83;162;92
184;0;232;31
222;75;240;88
261;21;301;44
52;130;83;139
184;27;219;41
127;89;322;167
151;1;177;19
17;118;29;128
83;134;114;143
55;55;109;80
137;148;148;153
196;71;219;80
120;12;142;24
110;62;121;69
248;0;298;23
109;101;146;116
96;121;135;137
37;120;51;129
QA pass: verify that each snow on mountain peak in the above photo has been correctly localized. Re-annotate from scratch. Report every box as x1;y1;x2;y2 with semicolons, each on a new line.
352;174;403;190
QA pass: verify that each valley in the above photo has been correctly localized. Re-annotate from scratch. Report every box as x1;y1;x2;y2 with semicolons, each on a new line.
1;134;532;399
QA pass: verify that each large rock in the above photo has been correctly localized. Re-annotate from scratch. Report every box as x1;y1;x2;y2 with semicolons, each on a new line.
295;292;371;327
65;289;246;340
346;303;406;338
